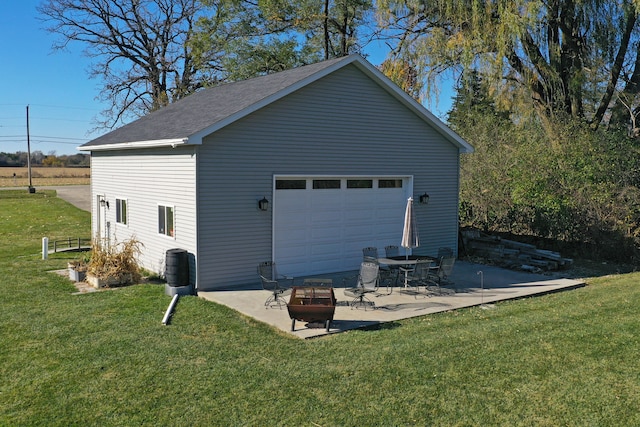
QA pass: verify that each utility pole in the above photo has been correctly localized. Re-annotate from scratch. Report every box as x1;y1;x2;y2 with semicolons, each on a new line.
26;105;35;193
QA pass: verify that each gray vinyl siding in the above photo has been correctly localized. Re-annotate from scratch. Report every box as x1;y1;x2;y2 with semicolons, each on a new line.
90;147;197;284
195;64;460;290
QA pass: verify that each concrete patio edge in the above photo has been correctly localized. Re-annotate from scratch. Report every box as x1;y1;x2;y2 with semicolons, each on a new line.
197;260;586;339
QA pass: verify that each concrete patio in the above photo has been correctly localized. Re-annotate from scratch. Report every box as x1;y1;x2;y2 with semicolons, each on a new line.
198;260;586;339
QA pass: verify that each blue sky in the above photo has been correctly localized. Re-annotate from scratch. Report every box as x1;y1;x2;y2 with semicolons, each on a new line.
0;1;453;156
0;0;106;155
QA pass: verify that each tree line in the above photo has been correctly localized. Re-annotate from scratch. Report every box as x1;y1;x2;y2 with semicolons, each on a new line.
38;0;640;133
451;72;640;262
0;152;90;168
37;0;640;261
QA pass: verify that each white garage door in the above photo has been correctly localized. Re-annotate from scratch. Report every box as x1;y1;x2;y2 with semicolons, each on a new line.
274;177;410;276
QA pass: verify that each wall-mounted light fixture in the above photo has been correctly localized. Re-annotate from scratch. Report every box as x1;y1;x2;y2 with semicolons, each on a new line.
258;196;269;211
99;196;109;209
419;193;430;204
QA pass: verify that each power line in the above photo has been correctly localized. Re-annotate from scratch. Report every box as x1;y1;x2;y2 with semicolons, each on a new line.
1;116;93;124
0;135;88;140
29;103;100;112
31;139;85;145
31;117;94;123
0;103;100;112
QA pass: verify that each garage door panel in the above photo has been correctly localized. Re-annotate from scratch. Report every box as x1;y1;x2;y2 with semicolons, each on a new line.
274;228;309;242
311;212;342;224
341;205;375;222
312;191;341;200
344;225;374;242
275;177;408;276
275;217;307;230
278;193;309;207
276;213;309;224
344;238;368;249
377;207;404;220
277;240;309;252
279;200;309;213
346;191;373;200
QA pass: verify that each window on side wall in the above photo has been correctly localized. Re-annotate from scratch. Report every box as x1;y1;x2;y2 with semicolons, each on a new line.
115;199;127;225
158;205;175;237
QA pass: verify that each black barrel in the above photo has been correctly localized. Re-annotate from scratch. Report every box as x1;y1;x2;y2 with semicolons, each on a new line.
166;249;189;287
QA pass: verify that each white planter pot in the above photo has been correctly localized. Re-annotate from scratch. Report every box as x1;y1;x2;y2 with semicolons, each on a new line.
68;264;87;282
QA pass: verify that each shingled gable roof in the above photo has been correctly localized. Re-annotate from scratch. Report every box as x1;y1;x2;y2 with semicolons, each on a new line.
79;54;473;153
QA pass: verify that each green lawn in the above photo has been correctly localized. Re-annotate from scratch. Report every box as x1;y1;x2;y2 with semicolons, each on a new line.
2;190;640;426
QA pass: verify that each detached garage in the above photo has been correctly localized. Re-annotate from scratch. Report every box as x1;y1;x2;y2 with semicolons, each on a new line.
80;54;473;291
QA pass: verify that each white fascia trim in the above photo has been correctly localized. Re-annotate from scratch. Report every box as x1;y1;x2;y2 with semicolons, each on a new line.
78;137;192;152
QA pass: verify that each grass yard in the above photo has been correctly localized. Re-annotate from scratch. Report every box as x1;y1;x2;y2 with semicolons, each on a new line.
0;167;90;187
2;190;640;426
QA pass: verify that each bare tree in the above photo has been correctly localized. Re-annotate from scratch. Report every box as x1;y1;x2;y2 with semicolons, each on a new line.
39;0;201;129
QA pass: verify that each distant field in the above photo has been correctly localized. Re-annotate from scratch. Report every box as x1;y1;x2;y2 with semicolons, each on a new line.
0;167;90;187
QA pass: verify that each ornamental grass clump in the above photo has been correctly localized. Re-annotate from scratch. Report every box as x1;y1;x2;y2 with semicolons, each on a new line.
88;237;143;285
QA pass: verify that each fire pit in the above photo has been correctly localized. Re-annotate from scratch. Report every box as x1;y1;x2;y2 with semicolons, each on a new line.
287;285;336;332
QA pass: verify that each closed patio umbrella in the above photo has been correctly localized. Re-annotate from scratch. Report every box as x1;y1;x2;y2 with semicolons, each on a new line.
398;197;419;288
401;197;419;258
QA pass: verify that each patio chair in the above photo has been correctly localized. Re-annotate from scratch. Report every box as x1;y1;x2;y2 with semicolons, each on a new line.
384;245;401;286
385;245;400;258
363;245;392;277
257;261;293;309
344;261;380;310
426;255;456;294
404;258;434;294
362;247;379;260
358;257;393;294
438;247;454;258
427;247;454;268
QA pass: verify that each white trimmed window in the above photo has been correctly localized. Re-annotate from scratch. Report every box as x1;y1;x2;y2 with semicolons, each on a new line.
158;205;175;237
115;198;127;225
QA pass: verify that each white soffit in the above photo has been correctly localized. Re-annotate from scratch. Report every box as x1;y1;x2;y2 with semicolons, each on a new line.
78;138;191;152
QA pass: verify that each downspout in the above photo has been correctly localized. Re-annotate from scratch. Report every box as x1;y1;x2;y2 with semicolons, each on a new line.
162;294;179;325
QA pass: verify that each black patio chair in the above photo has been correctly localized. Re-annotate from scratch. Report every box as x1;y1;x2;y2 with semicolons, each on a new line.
437;247;454;259
362;246;396;290
344;261;380;310
362;246;379;260
385;245;400;258
404;258;434;295
384;245;402;286
426;255;456;294
257;261;293;309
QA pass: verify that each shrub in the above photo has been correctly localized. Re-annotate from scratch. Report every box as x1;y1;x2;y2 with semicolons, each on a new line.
88;237;143;284
453;104;640;262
